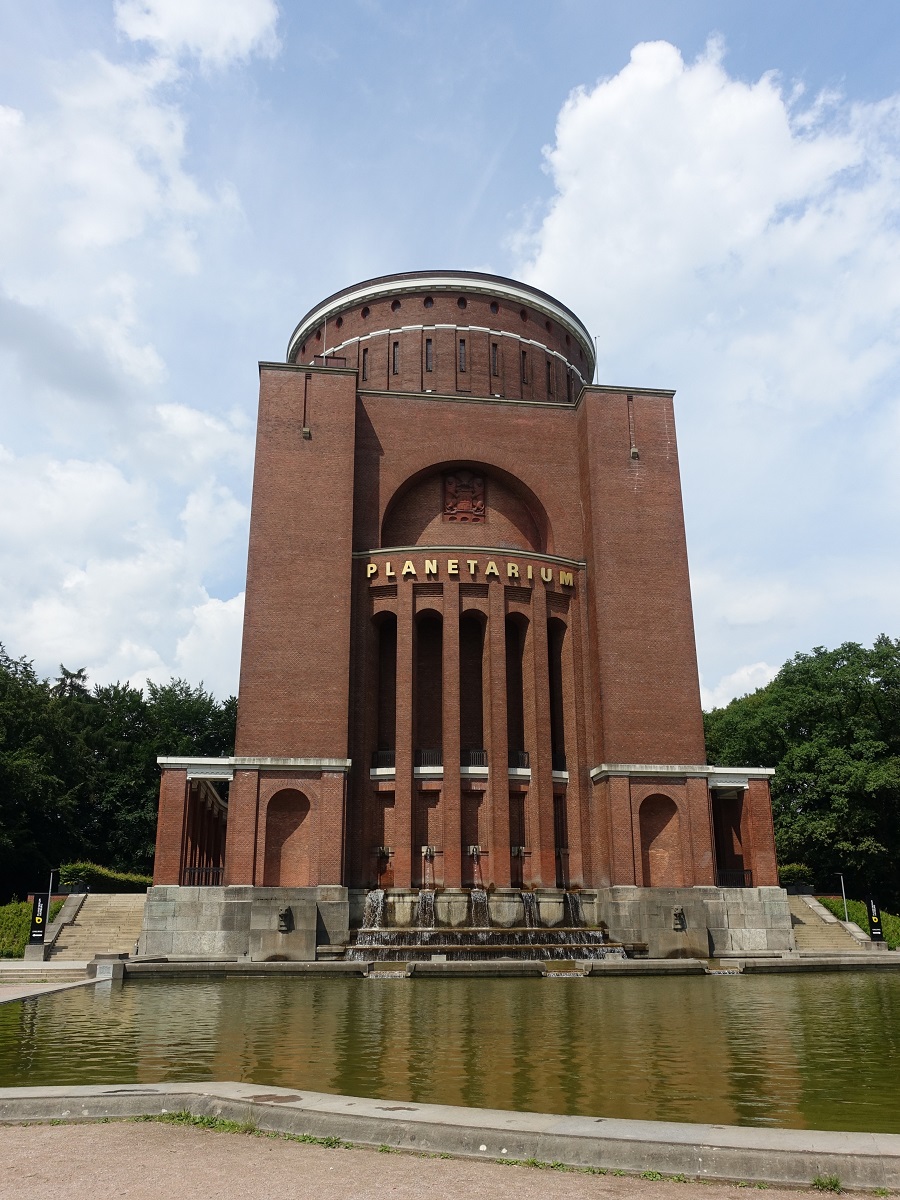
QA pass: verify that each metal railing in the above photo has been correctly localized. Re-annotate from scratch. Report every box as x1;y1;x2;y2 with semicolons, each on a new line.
508;750;530;769
181;866;223;887
415;748;443;767
371;749;396;768
716;869;753;889
461;748;488;767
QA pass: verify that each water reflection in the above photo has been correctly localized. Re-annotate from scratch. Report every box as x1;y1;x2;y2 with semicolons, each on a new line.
0;974;898;1132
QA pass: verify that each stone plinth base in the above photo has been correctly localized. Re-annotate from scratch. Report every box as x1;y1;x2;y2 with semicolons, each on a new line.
596;885;795;958
137;885;350;961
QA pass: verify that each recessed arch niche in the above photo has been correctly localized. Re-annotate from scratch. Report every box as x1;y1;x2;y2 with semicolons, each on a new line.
639;794;685;887
381;461;551;553
263;789;312;887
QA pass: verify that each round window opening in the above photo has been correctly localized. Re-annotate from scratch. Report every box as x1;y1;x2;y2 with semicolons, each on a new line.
391;299;401;312
520;308;527;321
361;306;370;319
336;316;343;328
545;320;552;332
457;296;467;309
424;296;434;309
315;329;321;341
490;301;499;315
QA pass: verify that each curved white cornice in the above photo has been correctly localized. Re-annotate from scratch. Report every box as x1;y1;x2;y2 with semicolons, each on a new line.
286;271;595;374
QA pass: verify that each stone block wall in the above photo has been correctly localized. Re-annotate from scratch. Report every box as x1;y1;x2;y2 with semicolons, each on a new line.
596;885;794;957
138;885;350;961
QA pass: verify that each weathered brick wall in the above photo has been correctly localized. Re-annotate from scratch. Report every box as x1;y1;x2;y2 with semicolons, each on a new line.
157;272;780;896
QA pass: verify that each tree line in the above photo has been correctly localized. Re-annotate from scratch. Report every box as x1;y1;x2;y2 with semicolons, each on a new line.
0;645;235;902
1;636;898;909
705;634;900;911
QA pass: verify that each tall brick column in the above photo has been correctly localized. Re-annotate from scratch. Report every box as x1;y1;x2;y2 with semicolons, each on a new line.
393;583;414;888
527;584;557;887
486;583;511;887
442;581;462;888
153;768;188;885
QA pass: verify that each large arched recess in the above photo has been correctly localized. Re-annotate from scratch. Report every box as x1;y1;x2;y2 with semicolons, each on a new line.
381;461;552;554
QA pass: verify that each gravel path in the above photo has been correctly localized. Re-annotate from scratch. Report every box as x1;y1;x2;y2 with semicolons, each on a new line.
0;1121;816;1200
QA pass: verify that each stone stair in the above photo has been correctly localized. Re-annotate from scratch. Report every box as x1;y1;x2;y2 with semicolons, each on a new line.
788;895;867;953
0;964;87;983
49;893;147;960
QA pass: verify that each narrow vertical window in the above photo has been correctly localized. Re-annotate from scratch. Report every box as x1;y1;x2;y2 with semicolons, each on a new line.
566;371;572;402
458;338;467;372
491;342;499;376
362;346;368;381
521;349;528;384
546;360;552;394
392;341;399;375
425;337;433;372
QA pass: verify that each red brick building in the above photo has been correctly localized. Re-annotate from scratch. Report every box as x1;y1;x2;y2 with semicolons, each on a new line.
154;270;777;904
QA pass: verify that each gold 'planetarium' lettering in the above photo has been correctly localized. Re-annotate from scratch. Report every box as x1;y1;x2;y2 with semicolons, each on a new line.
365;558;577;590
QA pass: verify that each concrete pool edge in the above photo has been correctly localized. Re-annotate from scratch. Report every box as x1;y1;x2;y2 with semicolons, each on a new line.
0;1082;898;1190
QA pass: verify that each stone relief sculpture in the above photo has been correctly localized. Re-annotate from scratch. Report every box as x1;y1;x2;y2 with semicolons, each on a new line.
443;470;485;523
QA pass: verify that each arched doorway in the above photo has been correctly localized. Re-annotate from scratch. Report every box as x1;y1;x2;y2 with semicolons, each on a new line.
264;789;312;886
639;794;685;887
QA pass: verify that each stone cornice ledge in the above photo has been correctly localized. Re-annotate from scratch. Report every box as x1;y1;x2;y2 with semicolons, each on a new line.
590;763;775;782
158;756;352;773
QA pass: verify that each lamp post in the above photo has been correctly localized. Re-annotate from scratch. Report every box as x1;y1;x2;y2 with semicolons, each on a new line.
837;872;849;923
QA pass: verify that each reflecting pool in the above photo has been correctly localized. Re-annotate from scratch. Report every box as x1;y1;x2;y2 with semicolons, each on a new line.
1;973;899;1132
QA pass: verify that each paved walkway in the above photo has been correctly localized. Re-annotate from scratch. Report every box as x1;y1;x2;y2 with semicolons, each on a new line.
0;979;94;1004
0;1122;813;1200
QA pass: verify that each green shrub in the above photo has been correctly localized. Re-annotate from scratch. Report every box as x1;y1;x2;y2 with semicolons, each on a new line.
817;896;900;950
0;899;65;958
778;863;815;887
59;862;151;893
811;1174;842;1193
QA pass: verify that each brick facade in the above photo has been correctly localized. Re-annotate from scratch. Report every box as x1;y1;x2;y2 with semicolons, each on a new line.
154;270;778;893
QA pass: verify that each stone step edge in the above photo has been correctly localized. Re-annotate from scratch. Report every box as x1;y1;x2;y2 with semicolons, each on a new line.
0;1082;898;1189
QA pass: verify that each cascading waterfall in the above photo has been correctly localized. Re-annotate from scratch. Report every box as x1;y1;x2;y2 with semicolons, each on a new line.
564;891;584;928
415;889;436;930
469;888;490;930
521;891;538;929
346;883;626;962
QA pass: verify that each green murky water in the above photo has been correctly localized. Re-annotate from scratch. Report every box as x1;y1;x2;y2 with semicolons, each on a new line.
1;973;899;1131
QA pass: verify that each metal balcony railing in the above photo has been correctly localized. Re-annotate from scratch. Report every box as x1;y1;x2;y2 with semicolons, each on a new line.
716;869;753;889
508;750;530;769
461;748;488;767
415;748;443;767
181;866;223;887
371;749;396;768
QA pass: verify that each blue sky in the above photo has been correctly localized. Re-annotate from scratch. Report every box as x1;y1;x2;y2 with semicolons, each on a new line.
1;0;900;706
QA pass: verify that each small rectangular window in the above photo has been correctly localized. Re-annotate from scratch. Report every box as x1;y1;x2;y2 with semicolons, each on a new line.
459;338;467;372
362;346;368;381
491;342;499;376
566;371;572;402
392;341;399;375
546;360;552;394
425;338;433;372
521;349;528;384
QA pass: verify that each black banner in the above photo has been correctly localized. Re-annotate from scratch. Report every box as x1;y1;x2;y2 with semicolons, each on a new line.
867;895;885;942
29;894;48;945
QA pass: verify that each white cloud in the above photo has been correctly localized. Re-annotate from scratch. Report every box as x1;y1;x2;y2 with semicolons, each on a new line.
519;39;900;704
701;661;779;711
0;6;278;696
0;446;247;695
114;0;280;68
172;593;245;698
